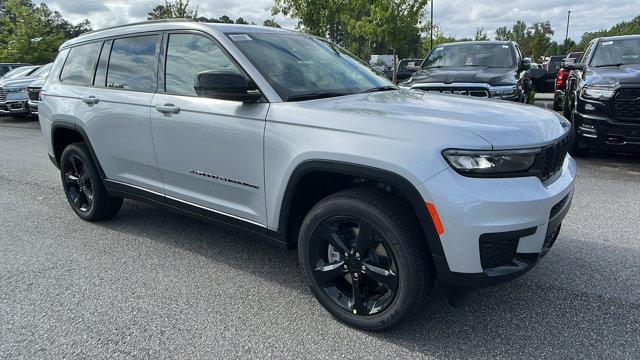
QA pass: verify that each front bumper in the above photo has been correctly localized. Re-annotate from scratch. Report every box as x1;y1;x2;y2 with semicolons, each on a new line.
420;155;577;289
573;111;640;154
28;100;39;115
0;100;29;115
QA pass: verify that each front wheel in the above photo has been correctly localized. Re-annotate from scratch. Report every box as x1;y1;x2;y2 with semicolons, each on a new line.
298;188;431;331
60;142;123;220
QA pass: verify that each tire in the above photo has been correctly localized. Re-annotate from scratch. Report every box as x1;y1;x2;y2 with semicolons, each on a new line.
298;188;431;331
60;142;122;220
568;112;590;157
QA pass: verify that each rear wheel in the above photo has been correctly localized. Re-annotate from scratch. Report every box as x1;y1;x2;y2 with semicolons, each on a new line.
60;142;122;220
298;188;431;331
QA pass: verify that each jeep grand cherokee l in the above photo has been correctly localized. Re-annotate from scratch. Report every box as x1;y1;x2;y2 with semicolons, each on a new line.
563;35;640;156
400;41;533;102
40;21;576;331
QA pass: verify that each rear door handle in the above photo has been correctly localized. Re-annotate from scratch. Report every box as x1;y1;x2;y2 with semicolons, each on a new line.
155;104;181;114
82;96;99;105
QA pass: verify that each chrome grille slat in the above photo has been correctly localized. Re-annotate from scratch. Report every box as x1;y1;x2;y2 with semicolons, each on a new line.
0;87;6;102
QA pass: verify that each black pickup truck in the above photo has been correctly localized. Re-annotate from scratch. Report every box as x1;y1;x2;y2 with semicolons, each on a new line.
400;41;533;102
563;35;640;156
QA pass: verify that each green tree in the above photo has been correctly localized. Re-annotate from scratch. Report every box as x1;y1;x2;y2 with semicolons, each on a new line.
474;26;489;41
0;0;89;63
148;0;198;20
263;19;281;28
577;15;640;49
273;0;429;60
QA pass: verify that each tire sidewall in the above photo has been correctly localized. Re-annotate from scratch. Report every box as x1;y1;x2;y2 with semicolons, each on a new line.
298;194;424;331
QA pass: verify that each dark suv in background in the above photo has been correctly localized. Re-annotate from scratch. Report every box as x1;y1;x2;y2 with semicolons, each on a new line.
400;41;533;102
564;35;640;156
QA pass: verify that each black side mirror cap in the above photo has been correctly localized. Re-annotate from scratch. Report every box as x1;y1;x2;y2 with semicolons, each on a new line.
194;70;262;103
565;63;585;71
519;59;531;71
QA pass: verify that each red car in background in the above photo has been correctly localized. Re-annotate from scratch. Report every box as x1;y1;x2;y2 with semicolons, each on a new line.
553;52;583;111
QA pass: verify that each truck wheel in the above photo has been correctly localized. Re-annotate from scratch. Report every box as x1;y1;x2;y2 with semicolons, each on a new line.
298;188;431;331
60;142;122;220
568;112;590;157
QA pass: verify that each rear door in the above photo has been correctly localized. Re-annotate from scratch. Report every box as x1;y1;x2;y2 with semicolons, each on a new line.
75;34;164;193
150;31;268;225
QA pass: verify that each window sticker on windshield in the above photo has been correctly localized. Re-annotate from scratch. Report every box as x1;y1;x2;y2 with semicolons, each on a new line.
601;41;613;46
230;34;252;41
436;47;444;51
502;45;509;48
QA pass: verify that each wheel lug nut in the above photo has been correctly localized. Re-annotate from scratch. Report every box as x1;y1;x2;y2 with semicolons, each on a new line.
355;252;360;258
353;273;359;278
361;265;366;271
344;252;349;258
343;265;348;269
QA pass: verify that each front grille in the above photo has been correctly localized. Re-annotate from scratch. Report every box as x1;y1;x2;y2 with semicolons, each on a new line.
421;88;489;98
538;134;570;183
612;88;640;121
27;86;40;101
0;87;6;102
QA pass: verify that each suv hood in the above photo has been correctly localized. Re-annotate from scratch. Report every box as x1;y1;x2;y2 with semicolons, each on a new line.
406;66;517;87
0;75;45;89
299;90;569;149
584;64;640;87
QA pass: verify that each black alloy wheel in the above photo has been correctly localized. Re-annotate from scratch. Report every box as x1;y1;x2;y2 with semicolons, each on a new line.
60;142;123;220
309;216;398;316
299;188;431;331
63;154;94;213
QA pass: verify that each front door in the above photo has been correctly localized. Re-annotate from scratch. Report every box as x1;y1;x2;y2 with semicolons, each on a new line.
150;32;268;225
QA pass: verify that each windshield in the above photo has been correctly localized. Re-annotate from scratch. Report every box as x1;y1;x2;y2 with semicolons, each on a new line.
229;33;393;101
31;63;52;78
591;38;640;67
423;43;516;68
2;66;33;79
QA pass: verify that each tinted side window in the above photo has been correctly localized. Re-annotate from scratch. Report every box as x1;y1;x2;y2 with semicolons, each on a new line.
60;42;102;86
165;33;242;97
94;40;112;87
107;35;159;92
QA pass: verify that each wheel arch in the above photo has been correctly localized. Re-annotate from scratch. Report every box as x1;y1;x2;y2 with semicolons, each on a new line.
277;160;447;265
51;121;106;179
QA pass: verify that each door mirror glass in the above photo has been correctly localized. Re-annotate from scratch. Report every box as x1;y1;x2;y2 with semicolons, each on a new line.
565;62;585;71
194;70;261;102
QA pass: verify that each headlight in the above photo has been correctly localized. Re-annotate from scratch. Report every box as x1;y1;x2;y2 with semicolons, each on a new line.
442;148;540;176
581;87;614;100
5;87;26;93
490;85;518;97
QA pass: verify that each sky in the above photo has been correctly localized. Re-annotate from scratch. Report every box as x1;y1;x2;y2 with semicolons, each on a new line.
41;0;639;42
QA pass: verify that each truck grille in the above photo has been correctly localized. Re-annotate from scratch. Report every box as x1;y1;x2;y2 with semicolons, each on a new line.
612;88;640;121
27;86;41;101
421;87;489;98
0;87;6;102
538;134;570;183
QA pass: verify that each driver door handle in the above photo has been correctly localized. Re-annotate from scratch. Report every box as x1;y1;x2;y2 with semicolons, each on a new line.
82;96;99;105
155;103;181;114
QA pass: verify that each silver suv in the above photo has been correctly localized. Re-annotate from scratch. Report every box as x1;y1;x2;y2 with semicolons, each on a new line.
40;21;576;331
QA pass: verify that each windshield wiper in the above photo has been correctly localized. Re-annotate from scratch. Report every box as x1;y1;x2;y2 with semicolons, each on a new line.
360;86;398;93
595;63;626;68
286;91;352;102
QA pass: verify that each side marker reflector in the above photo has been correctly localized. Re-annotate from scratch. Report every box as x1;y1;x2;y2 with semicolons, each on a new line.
426;202;445;236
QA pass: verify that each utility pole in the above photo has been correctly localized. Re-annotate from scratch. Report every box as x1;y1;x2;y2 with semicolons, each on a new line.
430;0;434;51
564;10;571;55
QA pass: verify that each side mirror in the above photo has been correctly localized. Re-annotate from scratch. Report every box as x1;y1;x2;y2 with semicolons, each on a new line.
565;63;585;71
407;64;421;72
194;70;261;103
519;59;531;71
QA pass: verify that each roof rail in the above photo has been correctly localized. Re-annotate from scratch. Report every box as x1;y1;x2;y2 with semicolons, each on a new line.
83;18;196;36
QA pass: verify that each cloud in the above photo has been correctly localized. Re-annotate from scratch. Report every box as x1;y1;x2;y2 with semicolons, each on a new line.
42;0;637;43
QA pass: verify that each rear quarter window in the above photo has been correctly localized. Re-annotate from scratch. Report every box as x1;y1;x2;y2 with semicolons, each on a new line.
60;42;103;86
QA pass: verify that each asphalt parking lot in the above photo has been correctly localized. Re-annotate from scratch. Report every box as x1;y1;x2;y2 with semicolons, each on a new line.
1;106;639;358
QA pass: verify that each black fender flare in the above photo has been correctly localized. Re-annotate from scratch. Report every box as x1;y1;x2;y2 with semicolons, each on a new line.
277;160;449;271
50;120;107;179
